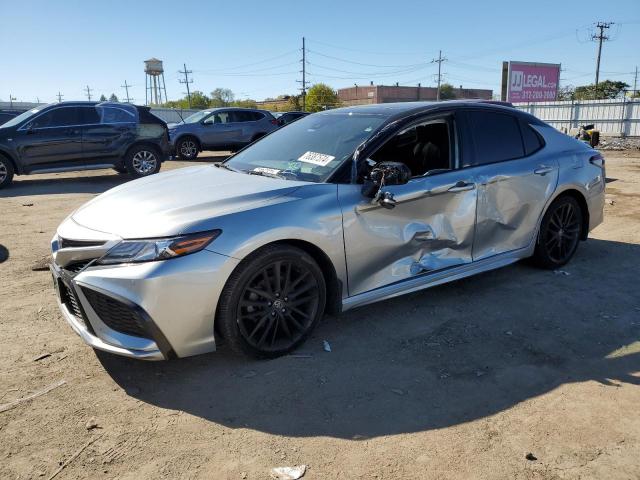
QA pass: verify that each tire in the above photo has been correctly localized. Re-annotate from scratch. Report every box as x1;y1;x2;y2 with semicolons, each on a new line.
0;156;15;189
532;195;583;269
124;145;162;178
217;245;326;359
176;137;199;160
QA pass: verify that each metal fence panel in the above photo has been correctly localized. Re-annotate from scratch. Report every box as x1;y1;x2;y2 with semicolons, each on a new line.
514;98;640;137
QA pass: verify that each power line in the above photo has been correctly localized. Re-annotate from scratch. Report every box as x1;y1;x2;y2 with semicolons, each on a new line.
179;63;193;107
121;80;132;103
431;50;447;101
84;85;93;101
195;49;298;74
592;21;613;92
307;49;425;69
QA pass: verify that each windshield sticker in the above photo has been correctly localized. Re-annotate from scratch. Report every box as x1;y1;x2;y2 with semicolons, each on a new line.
298;151;335;167
253;167;281;175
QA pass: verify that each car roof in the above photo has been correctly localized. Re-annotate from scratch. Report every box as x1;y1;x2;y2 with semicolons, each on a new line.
324;100;544;125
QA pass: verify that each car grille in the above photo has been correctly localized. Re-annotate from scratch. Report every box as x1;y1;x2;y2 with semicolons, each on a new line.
59;237;106;249
57;279;91;331
81;287;149;338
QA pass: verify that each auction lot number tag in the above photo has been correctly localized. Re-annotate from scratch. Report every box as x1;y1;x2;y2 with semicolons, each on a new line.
298;151;335;167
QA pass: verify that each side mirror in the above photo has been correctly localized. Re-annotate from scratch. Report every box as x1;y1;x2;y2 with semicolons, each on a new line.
24;122;35;133
361;161;411;202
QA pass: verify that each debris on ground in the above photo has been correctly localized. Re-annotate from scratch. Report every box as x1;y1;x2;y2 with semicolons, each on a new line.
32;353;52;362
22;203;34;207
553;270;571;276
47;433;104;480
0;379;66;414
323;340;331;352
504;331;513;336
85;417;99;430
391;388;406;396
525;452;538;461
270;465;306;480
31;255;51;271
598;137;640;151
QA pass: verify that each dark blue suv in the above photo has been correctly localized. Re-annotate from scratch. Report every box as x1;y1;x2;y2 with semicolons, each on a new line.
0;101;169;189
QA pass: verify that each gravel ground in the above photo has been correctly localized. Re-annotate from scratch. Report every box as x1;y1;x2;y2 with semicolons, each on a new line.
0;150;639;480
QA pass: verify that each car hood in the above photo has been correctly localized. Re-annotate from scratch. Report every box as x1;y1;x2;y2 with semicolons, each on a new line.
71;165;308;238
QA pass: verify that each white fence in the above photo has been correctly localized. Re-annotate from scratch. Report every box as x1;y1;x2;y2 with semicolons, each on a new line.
514;98;640;137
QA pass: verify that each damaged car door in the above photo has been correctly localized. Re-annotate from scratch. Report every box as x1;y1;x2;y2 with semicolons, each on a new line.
460;109;559;260
338;114;478;297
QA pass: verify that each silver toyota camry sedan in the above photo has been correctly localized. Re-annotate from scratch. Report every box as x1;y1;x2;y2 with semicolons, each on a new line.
50;101;605;360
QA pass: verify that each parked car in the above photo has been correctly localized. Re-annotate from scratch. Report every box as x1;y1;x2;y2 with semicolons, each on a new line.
0;109;27;126
276;111;309;127
168;108;278;160
50;101;605;361
0;101;169;189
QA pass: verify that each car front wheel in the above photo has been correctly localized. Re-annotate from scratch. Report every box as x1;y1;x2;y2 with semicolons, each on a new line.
125;146;162;178
0;157;14;189
217;245;326;358
176;137;199;160
533;195;583;269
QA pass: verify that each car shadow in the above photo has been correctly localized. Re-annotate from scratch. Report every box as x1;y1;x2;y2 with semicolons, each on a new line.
98;238;640;439
0;173;131;198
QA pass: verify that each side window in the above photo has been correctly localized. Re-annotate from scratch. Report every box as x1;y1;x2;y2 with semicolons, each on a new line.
370;119;452;177
251;112;264;121
204;112;231;124
31;108;81;129
466;110;524;165
231;111;259;122
99;106;136;124
81;107;100;125
520;121;543;155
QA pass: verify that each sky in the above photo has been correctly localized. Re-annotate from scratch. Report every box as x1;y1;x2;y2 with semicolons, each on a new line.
1;0;639;104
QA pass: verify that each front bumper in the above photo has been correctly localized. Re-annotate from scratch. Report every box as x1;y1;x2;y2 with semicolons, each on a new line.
51;248;239;360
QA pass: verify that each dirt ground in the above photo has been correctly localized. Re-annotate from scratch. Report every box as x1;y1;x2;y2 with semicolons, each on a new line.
1;150;639;480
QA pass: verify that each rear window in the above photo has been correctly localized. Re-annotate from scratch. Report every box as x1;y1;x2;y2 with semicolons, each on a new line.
466;110;524;165
520;121;544;155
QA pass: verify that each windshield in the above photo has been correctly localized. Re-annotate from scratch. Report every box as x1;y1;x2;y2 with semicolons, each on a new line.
1;107;43;129
224;112;386;183
181;110;213;124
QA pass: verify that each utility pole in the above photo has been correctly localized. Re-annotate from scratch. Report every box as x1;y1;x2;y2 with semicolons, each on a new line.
121;80;132;103
633;66;638;97
9;95;16;109
85;85;93;101
56;92;64;103
179;63;193;108
431;50;447;101
299;37;307;111
592;21;613;96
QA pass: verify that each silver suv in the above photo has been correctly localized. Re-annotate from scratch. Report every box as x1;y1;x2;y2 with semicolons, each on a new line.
168;108;278;159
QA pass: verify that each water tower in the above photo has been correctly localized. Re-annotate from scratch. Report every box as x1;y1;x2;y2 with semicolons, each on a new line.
144;58;168;105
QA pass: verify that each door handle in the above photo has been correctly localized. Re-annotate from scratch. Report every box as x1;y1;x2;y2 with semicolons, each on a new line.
447;181;475;193
534;165;554;175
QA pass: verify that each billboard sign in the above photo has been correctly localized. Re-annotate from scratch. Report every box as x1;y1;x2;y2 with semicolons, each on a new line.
504;61;560;102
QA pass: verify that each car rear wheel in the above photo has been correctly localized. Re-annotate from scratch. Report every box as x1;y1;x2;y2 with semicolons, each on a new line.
176;137;199;160
125;146;161;178
0;157;14;189
217;245;326;358
532;195;583;269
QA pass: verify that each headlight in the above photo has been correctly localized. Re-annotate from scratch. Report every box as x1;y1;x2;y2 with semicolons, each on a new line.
98;230;221;265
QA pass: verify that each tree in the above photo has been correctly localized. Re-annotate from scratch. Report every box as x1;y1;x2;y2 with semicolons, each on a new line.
439;83;456;100
286;95;302;111
189;91;211;109
99;94;107;102
210;88;234;107
230;99;258;108
109;93;119;102
305;83;340;112
574;80;629;100
556;85;576;101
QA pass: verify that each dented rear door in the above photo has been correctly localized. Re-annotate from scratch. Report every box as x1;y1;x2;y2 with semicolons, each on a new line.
338;169;477;297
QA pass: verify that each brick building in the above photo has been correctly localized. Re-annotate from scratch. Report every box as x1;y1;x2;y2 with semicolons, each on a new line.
337;83;493;106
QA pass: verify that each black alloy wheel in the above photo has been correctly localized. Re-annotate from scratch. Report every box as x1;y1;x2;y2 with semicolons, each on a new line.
533;196;583;268
217;245;326;358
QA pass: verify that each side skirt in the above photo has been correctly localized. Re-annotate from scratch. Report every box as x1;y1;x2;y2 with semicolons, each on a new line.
341;246;533;312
